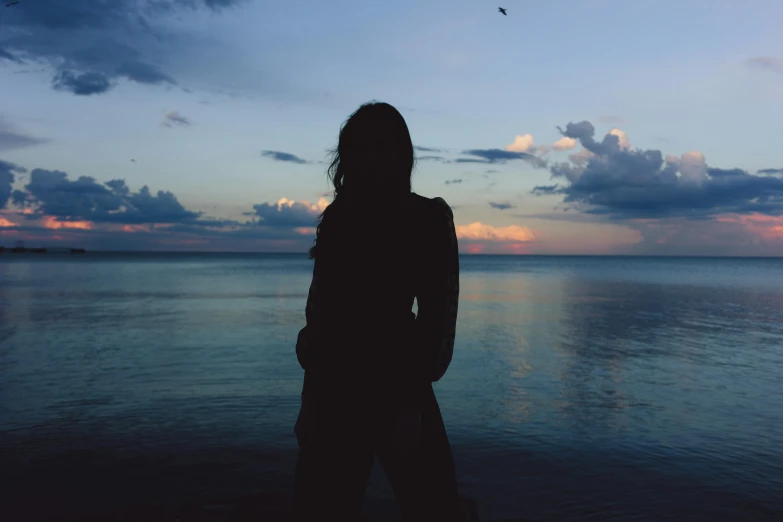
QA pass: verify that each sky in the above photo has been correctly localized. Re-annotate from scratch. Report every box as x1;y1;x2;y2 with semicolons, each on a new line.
1;0;782;255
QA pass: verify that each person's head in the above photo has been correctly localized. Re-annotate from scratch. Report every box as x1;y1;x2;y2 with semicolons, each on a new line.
328;100;414;198
309;101;415;258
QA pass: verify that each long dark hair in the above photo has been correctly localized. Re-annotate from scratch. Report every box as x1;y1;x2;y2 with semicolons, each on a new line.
309;101;415;259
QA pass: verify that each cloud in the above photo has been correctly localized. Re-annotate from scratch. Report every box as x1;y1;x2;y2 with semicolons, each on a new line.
0;159;337;252
417;155;448;162
1;160;26;208
552;137;577;151
535;120;783;220
758;168;783;175
52;70;113;96
0;0;245;95
0;46;22;63
505;134;534;153
568;148;595;166
530;185;559;195
607;128;631;150
0;118;48;152
261;150;308;164
251;197;325;227
455;221;536;254
0;216;17;228
744;56;783;74
415;146;444;153
10;168;203;225
162;111;192;128
489;201;515;210
623;213;783;256
457;148;547;168
445;178;463;185
456;222;535;242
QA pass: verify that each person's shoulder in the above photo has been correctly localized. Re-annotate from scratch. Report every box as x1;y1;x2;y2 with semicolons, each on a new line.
410;193;454;218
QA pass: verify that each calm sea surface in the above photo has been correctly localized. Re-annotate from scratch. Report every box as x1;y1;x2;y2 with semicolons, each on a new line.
1;253;782;521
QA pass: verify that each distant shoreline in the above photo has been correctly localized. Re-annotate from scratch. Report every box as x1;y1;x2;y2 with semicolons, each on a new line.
0;246;86;254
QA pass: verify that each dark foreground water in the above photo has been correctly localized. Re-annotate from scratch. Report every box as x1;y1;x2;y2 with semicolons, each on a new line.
1;253;782;521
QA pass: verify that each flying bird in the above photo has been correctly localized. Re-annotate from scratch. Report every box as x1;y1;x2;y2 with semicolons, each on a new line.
498;7;507;15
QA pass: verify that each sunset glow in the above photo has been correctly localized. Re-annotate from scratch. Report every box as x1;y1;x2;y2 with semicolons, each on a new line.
42;217;93;230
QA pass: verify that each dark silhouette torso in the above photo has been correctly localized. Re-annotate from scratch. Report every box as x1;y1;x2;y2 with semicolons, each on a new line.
297;192;459;397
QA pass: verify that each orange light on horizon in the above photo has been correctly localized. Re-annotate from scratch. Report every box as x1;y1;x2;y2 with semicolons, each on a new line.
456;222;536;242
42;216;93;230
715;212;783;240
0;217;17;228
121;224;150;233
294;227;316;235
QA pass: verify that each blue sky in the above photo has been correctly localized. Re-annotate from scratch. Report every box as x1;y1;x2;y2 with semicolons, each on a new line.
1;0;782;254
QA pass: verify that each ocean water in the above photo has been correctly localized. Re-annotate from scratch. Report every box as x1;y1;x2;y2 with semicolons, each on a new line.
1;253;782;521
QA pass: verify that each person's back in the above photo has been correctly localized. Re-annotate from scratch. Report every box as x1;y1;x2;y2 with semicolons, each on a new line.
298;192;458;390
291;101;465;522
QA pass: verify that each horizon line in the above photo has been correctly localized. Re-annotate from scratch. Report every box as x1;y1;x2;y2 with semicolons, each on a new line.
2;249;781;259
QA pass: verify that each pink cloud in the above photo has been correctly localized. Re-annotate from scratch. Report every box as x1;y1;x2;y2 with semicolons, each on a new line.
41;216;93;230
715;213;783;241
120;224;151;233
623;214;783;256
455;221;536;254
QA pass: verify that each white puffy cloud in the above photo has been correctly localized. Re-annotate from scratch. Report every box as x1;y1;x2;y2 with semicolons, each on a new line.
505;134;535;153
678;151;708;184
553;137;577;151
608;128;631;150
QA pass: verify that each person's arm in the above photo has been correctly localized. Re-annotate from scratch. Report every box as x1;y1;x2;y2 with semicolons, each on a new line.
296;255;322;371
415;197;460;382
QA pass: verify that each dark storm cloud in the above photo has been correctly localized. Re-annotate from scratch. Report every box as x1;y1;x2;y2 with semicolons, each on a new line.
162;111;192;127
489;201;515;210
261;151;308;164
534;120;783;219
52;70;113;96
0;159;26;208
15;169;202;224
0;0;245;95
457;149;547;168
251;200;319;227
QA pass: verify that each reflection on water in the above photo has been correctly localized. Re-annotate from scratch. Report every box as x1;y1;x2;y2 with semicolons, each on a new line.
1;254;782;521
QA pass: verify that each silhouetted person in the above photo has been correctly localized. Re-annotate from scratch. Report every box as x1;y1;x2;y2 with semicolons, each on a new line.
291;101;464;521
